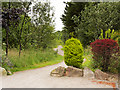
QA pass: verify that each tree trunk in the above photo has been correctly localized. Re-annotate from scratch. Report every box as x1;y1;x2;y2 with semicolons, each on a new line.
19;2;31;57
19;15;26;57
6;27;9;56
6;1;10;56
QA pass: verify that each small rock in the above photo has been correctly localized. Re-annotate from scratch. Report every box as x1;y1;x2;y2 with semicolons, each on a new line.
7;70;12;75
65;66;83;77
50;66;65;77
83;67;94;78
108;75;118;82
0;67;7;76
95;69;109;80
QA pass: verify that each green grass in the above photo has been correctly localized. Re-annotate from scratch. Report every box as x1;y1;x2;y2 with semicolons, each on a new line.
82;46;95;71
11;55;63;72
5;48;63;73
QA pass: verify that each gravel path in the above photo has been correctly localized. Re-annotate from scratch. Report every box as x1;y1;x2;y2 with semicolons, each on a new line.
2;45;113;88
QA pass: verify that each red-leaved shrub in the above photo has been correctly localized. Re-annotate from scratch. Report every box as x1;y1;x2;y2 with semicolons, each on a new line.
90;39;119;72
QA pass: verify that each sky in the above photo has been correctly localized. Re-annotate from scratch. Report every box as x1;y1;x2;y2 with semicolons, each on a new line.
50;0;71;31
30;0;71;31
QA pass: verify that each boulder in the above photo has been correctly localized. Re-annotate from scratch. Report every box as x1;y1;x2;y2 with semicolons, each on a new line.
83;67;94;78
95;69;109;80
65;66;83;77
50;66;65;77
0;67;7;76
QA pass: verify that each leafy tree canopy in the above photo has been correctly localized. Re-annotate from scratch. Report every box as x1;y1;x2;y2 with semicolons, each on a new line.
73;2;120;47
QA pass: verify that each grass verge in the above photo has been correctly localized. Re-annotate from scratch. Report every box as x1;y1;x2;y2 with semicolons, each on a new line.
2;48;63;73
11;55;63;72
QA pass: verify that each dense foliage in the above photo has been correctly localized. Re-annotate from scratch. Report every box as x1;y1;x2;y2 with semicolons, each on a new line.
73;2;120;47
1;1;120;74
64;38;84;68
90;39;120;73
2;2;32;56
61;2;89;42
32;2;55;48
2;1;56;57
1;1;63;73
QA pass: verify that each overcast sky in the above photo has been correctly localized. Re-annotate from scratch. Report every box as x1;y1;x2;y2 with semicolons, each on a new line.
50;0;71;31
30;0;71;31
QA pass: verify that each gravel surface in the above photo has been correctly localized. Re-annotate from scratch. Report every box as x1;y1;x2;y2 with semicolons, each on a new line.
2;45;113;88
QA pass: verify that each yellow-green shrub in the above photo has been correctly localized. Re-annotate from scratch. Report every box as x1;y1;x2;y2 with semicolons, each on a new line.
64;38;84;68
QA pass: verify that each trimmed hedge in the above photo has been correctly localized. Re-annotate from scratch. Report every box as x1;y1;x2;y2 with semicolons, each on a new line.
64;38;84;68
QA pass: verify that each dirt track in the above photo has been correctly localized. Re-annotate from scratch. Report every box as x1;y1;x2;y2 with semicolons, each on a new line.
2;45;113;88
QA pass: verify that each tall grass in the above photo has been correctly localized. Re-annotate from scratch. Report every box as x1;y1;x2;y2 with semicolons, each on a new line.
6;48;63;72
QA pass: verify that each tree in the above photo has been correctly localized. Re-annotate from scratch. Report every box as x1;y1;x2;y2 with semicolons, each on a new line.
2;2;23;56
73;2;120;47
32;1;55;48
2;0;56;53
61;2;89;40
2;1;32;57
61;28;69;44
18;2;31;57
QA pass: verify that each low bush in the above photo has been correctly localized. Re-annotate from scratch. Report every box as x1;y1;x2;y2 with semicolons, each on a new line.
64;38;84;68
90;39;120;73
